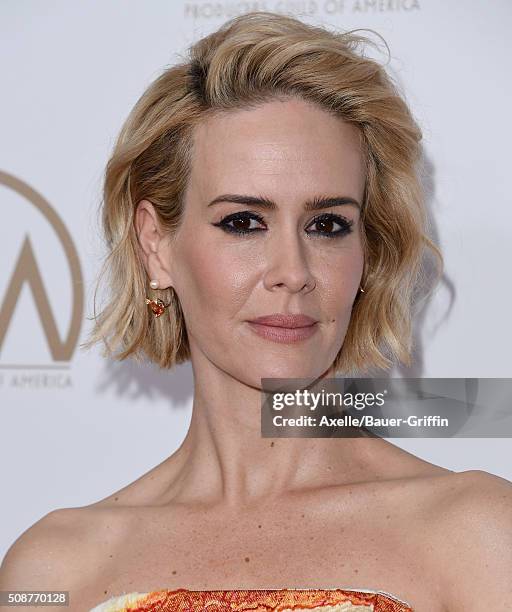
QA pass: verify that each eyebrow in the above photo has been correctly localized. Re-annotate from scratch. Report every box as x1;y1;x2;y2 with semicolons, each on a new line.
207;194;361;211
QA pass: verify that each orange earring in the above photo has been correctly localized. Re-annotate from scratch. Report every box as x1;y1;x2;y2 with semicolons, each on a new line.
146;280;170;318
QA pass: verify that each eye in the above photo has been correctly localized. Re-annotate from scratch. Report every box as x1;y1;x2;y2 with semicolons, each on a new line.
212;211;266;235
212;210;354;238
306;213;354;238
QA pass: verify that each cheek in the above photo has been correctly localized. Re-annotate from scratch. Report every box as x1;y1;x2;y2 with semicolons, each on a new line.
172;237;254;320
318;247;363;317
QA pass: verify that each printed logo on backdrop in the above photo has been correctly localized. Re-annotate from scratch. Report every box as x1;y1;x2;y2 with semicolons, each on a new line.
0;171;84;389
184;0;420;19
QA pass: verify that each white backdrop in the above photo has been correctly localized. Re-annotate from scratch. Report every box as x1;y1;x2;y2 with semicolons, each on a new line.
1;0;511;561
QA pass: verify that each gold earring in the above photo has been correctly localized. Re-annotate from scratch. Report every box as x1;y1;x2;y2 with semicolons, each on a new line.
146;280;170;318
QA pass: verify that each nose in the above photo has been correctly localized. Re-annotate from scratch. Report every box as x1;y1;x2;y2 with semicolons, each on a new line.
262;227;316;294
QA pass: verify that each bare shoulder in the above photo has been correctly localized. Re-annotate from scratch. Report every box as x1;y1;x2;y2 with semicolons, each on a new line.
447;468;512;504
0;509;80;583
0;505;132;610
0;509;87;611
415;468;512;536
424;469;512;611
429;468;512;521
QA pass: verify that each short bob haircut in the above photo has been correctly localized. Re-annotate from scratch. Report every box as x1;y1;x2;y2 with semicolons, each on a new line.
88;11;442;375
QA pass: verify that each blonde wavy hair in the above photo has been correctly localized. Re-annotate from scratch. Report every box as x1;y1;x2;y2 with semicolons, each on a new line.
87;11;442;374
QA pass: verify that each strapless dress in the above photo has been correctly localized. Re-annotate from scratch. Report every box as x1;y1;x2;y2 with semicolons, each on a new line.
89;587;414;611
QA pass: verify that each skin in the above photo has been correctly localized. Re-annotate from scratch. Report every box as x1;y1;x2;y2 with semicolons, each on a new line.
137;95;367;507
1;98;511;612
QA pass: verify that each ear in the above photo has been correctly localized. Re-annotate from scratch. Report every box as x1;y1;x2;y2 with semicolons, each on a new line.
135;199;173;289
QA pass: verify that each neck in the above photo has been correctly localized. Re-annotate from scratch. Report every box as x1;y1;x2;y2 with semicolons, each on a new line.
159;352;404;511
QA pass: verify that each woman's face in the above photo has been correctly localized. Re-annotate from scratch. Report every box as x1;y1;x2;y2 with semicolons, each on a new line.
167;97;365;384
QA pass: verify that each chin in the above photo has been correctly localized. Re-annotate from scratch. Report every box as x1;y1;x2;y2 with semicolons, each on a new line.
246;361;330;388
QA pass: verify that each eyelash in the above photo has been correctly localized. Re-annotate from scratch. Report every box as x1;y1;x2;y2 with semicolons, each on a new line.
212;211;354;239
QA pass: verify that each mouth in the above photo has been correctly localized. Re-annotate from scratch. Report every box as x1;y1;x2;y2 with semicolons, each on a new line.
246;313;319;344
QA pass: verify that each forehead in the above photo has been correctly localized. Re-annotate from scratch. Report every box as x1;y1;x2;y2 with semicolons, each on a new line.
187;97;366;203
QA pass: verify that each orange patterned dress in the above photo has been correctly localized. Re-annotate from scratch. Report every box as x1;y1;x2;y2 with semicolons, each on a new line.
89;587;414;611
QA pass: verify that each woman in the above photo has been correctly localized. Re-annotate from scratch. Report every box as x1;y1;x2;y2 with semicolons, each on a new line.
1;11;511;612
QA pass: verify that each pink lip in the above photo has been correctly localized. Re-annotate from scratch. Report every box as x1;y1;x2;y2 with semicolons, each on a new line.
248;313;318;328
246;313;319;344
